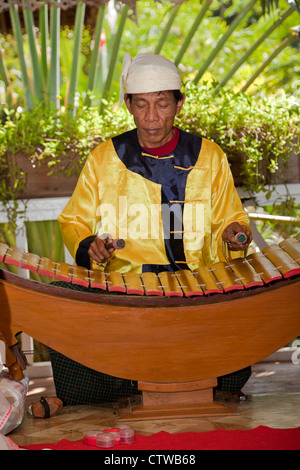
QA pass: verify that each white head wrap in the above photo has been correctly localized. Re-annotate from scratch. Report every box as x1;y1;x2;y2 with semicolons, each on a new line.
119;52;182;106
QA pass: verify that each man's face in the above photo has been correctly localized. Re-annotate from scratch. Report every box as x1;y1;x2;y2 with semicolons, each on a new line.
125;91;185;148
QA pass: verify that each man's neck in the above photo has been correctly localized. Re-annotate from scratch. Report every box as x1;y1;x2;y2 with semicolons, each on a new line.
141;128;179;156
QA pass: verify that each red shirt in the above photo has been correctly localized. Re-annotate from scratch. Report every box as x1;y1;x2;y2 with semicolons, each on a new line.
142;128;179;156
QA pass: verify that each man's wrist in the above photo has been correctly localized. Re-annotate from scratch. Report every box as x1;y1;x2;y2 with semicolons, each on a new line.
75;235;96;269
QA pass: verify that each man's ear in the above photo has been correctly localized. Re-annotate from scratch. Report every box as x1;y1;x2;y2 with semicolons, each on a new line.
176;93;185;114
124;94;132;114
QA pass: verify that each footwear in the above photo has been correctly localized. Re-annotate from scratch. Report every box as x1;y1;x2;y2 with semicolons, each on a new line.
233;390;247;401
28;396;63;418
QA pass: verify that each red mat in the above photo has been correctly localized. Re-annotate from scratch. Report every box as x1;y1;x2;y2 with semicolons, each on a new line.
23;426;300;450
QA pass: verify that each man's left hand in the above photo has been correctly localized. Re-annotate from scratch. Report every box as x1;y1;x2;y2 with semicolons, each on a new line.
222;222;252;251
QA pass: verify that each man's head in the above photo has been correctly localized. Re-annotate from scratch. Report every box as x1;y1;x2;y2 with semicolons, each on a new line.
119;52;182;104
120;53;185;148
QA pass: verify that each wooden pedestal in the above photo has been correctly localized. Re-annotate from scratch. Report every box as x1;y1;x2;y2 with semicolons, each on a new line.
118;379;238;421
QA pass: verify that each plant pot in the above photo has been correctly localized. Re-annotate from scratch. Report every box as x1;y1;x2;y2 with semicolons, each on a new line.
229;137;300;188
6;152;80;199
273;137;300;185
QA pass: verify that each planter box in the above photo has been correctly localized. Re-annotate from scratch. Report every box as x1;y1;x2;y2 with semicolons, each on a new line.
5;144;300;201
7;152;80;199
229;138;300;187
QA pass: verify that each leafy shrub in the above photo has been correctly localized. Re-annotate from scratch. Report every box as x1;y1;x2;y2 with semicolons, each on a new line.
0;82;299;210
176;82;299;193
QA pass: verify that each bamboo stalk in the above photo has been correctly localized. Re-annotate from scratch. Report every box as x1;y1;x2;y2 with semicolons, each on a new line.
48;0;61;108
25;221;44;282
155;4;181;55
9;3;34;109
174;0;212;66
241;35;296;92
100;3;129;113
39;4;49;88
26;221;45;257
86;5;105;99
214;6;294;92
25;220;64;282
193;0;257;84
0;48;15;106
42;220;52;258
67;1;86;109
23;0;44;102
53;220;64;262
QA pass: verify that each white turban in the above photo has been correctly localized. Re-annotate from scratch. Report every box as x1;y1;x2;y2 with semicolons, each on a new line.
119;52;182;106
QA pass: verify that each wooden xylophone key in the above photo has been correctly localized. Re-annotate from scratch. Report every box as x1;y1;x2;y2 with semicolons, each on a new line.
89;270;107;290
278;237;300;265
174;270;203;297
0;242;9;263
246;251;282;284
106;271;126;293
192;266;223;294
140;272;163;296
122;272;145;295
262;244;300;278
37;257;56;277
71;265;90;288
54;262;72;282
209;261;244;292
21;252;41;272
3;247;24;267
158;271;184;296
227;258;264;288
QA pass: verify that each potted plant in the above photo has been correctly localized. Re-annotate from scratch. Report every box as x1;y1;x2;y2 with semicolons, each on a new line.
0;84;299;232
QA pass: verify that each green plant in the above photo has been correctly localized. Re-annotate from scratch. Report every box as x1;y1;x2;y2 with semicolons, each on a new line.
252;201;300;245
1;0;299;111
193;0;258;84
0;83;298;229
0;96;133;229
241;26;300;92
175;81;299;194
214;6;297;93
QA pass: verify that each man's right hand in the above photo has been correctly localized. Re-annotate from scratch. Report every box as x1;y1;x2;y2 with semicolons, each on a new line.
88;235;115;265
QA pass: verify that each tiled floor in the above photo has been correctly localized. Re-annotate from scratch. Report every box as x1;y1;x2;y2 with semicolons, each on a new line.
9;355;300;447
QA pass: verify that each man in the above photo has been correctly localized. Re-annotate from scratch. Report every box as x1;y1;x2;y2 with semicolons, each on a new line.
51;53;252;405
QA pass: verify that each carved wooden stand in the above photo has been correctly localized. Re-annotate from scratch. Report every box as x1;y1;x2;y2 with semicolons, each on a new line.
119;379;237;421
1;253;300;423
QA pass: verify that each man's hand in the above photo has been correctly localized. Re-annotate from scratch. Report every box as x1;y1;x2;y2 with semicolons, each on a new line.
222;222;252;251
88;235;115;265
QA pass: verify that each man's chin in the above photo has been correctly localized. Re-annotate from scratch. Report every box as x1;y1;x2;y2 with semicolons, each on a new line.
140;131;164;148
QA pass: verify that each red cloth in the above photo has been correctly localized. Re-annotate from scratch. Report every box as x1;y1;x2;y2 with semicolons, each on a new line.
22;427;300;450
142;127;180;156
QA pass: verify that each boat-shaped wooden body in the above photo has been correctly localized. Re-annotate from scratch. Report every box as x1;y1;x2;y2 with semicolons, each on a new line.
0;234;299;419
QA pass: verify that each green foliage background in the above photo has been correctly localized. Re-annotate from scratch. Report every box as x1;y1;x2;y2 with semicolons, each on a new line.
1;0;299;108
0;0;299;254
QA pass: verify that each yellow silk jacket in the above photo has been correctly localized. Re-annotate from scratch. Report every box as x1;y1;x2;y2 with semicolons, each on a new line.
58;128;249;274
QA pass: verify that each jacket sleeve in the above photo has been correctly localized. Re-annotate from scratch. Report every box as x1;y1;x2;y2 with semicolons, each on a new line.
210;148;250;261
75;235;96;269
58;151;101;263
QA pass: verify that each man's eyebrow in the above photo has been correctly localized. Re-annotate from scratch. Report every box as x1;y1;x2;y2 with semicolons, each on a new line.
156;92;173;100
134;95;172;103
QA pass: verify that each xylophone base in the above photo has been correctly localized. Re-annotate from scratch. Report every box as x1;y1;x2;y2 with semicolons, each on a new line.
118;379;238;421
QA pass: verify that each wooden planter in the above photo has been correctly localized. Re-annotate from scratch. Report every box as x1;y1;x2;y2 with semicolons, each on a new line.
229;138;300;187
5;143;300;201
7;152;80;199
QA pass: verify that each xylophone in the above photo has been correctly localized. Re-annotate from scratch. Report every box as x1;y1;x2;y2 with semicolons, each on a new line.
0;234;300;419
